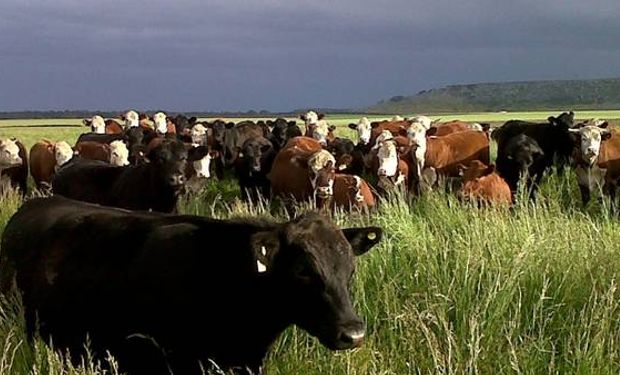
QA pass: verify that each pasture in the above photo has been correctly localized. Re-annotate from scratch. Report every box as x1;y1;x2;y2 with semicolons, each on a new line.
2;110;620;374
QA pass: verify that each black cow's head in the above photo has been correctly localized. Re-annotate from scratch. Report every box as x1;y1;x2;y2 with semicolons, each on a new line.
269;118;301;150
238;137;274;173
207;120;228;147
147;139;189;189
548;111;576;162
251;212;382;350
326;138;355;170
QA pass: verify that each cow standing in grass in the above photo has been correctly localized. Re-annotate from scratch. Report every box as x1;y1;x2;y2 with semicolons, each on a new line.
569;121;620;206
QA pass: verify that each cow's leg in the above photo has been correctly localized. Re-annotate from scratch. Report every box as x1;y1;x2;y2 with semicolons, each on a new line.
578;184;591;207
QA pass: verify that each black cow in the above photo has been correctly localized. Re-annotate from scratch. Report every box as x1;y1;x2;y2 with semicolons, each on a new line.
234;137;276;203
267;118;302;151
51;139;198;213
0;196;383;375
221;121;265;167
494;134;545;200
492;111;575;198
325;138;365;176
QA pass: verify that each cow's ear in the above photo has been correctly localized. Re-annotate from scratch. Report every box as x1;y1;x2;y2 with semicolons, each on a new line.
548;116;557;125
370;122;380;129
266;120;274;127
342;227;382;256
599;121;610;129
328;125;336;132
457;163;467;176
602;131;612;141
318;113;325;120
299;113;306;120
188;146;209;161
348;123;358;130
225;122;235;129
82;118;90;126
480;123;491;132
426;127;438;137
251;231;280;273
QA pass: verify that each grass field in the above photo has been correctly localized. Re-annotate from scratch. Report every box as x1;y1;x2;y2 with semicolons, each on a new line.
2;111;620;374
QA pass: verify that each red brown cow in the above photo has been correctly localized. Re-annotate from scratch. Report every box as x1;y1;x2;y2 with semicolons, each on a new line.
457;160;512;206
269;137;329;206
313;161;376;211
407;123;490;191
29;140;75;189
368;119;411;147
430;120;477;137
0;138;28;196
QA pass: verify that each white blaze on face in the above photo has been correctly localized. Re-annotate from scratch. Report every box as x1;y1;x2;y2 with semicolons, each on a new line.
109;140;129;166
0;139;22;168
304;111;319;125
193;152;213;178
124;110;139;127
191;124;208;146
316;176;334;198
391;115;404;121
54;141;73;169
372;130;393;150
377;141;398;177
308;150;335;187
469;122;483;131
353;175;364;202
312;120;330;145
153;112;168;134
90;115;106;134
354;117;372;145
571;126;609;166
409;115;432;130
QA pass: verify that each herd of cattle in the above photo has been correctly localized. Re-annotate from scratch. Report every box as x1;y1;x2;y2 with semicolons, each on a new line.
0;109;618;212
0;109;618;374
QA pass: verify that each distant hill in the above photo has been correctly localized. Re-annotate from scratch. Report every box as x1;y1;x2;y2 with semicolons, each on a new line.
366;77;620;114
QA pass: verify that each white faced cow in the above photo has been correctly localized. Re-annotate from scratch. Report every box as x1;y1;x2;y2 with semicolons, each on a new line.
84;115;106;134
53;141;74;170
153;112;168;134
348;117;372;146
109;141;130;166
569;121;620;206
0;138;22;170
123;110;140;128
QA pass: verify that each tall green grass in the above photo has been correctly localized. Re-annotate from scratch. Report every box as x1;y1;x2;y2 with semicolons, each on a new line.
1;168;620;374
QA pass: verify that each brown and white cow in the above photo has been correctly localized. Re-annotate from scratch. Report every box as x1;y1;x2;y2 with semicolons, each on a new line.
313;161;376;211
152;112;176;136
407;123;490;190
0;138;28;195
375;138;409;193
568;121;620;205
121;110;140;128
74;140;130;166
348;117;373;146
457;160;512;206
83;115;123;134
29;140;74;189
300;110;325;138
269;137;326;206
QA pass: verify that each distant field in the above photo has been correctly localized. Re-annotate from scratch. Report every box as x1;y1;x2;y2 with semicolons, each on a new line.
2;110;620;374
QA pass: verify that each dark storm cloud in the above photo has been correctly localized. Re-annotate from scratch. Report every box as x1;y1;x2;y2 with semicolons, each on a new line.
1;0;619;111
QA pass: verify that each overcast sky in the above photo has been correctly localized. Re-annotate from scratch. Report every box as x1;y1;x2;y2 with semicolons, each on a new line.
1;0;619;112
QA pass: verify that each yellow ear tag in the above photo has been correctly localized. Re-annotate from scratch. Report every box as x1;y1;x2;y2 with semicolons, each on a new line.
367;232;376;240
